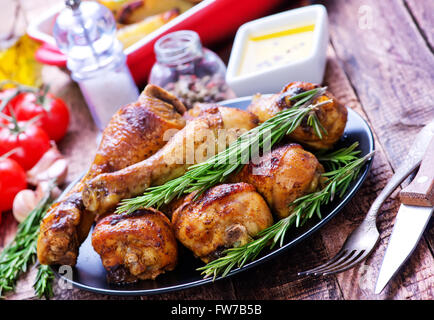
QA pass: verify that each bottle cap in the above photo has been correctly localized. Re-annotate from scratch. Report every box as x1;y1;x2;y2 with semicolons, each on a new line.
53;0;121;77
65;0;81;10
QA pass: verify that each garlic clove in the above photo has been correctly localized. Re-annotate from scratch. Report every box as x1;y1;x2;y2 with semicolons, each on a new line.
27;144;68;186
33;159;68;185
12;189;42;223
36;181;62;200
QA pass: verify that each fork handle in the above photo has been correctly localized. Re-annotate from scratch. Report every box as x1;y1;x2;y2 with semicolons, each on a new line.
364;121;434;224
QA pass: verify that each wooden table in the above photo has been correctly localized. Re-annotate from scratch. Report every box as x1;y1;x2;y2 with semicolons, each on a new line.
1;0;433;300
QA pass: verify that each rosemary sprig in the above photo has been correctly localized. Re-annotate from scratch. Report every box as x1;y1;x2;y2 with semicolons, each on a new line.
316;141;361;170
34;264;55;299
197;150;374;279
117;87;331;214
0;185;55;299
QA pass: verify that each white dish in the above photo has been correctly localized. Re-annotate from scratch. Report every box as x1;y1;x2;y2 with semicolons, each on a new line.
226;5;329;97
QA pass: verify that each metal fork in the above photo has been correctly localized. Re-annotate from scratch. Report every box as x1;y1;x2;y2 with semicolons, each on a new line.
298;121;434;276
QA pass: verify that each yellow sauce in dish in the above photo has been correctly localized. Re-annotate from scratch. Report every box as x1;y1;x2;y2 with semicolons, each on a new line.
238;24;315;77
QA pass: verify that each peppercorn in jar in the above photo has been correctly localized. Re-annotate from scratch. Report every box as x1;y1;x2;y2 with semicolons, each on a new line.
149;30;235;109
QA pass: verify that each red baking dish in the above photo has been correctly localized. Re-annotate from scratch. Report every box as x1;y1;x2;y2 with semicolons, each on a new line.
27;0;284;86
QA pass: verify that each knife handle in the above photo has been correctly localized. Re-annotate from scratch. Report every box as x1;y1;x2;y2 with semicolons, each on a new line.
400;136;434;207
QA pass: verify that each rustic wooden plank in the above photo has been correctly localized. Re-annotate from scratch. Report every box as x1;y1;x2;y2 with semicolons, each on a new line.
142;280;238;300
0;212;17;250
404;0;434;50
227;233;344;300
51;287;140;300
325;0;434;170
325;0;434;273
3;0;432;300
319;45;434;299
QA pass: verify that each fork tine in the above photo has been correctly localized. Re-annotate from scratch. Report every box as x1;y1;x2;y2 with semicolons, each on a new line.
318;250;362;275
322;250;369;275
312;250;356;275
297;250;348;276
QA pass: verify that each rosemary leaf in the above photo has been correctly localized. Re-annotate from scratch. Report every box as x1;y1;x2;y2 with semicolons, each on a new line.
316;141;361;170
0;184;55;299
33;264;54;299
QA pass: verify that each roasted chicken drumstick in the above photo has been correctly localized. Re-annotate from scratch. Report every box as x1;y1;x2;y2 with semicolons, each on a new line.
172;183;273;263
231;143;324;220
248;81;347;150
92;208;178;284
82;105;259;215
37;85;186;266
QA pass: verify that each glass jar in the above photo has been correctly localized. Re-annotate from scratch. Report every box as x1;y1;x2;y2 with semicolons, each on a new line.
149;30;235;109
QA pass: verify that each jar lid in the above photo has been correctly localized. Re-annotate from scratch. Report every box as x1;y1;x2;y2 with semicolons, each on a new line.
154;30;203;66
53;0;121;74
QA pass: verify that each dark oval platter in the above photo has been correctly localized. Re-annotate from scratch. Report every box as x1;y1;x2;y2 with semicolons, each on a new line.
53;96;374;295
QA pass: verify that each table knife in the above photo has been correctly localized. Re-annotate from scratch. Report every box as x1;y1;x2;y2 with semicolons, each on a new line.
375;135;434;294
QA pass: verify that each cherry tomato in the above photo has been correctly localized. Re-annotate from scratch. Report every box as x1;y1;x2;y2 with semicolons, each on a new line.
14;92;70;142
0;157;27;212
0;122;51;170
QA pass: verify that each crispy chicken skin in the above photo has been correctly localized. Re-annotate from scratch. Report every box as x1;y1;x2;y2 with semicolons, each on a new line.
248;81;347;150
82;105;259;215
172;183;273;263
92;208;177;284
183;103;214;120
37;85;186;266
231;144;324;220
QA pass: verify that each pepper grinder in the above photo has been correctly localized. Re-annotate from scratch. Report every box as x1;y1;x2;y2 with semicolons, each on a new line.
53;0;139;130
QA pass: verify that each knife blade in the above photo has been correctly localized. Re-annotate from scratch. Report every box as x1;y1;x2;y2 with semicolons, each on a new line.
375;135;434;294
